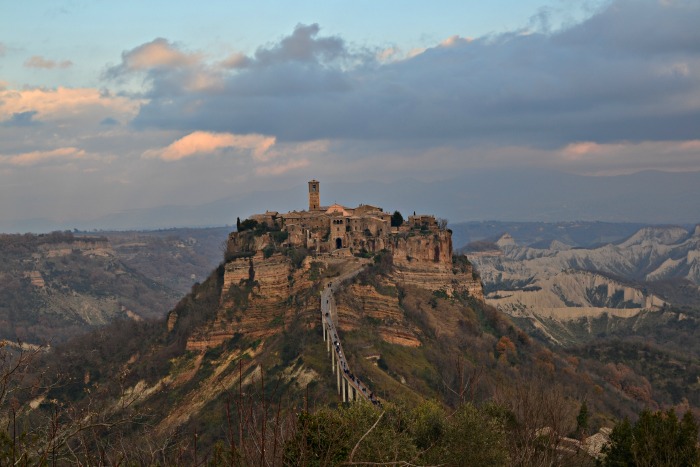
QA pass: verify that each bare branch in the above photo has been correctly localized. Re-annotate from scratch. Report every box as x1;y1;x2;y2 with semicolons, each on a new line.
348;411;385;463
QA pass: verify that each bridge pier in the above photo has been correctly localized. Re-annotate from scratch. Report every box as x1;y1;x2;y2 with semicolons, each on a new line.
342;374;347;402
337;361;341;394
331;347;335;373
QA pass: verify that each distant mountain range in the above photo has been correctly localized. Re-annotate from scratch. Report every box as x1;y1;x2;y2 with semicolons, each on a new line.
3;169;699;233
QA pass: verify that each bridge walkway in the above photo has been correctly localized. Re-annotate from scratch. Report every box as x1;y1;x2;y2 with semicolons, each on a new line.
319;265;381;407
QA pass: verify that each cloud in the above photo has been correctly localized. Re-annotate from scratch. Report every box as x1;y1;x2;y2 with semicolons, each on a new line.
557;139;700;174
220;52;250;69
24;56;73;69
0;147;85;167
124;1;700;155
104;38;222;94
143;131;276;161
252;23;349;66
255;158;309;176
99;117;119;126
0;87;139;122
556;0;700;55
1;111;40;127
110;38;199;73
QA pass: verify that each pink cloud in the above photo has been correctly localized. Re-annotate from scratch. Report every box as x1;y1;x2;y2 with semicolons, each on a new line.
143;131;276;161
440;35;473;48
24;56;73;69
120;38;200;71
562;141;605;158
0;87;139;121
1;147;85;167
220;52;250;69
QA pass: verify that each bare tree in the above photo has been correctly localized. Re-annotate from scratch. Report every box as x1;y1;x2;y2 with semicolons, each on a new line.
492;374;580;467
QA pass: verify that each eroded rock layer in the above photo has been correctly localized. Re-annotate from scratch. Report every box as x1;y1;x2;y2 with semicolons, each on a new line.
390;231;484;301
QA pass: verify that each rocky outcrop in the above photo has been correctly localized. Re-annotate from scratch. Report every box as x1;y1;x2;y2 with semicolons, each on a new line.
185;215;484;351
390;231;484;300
185;251;315;351
221;252;291;303
335;283;421;347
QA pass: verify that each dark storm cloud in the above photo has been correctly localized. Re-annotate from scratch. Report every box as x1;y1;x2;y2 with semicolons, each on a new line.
115;1;700;147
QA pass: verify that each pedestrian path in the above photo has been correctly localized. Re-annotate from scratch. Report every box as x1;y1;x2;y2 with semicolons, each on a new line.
320;273;381;407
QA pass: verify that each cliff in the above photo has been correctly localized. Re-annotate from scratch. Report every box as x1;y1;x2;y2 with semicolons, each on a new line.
390;230;484;301
335;283;421;347
182;249;317;351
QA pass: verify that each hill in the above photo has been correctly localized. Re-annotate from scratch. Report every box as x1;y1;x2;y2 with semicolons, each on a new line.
6;210;690;464
100;226;231;295
0;231;177;344
0;227;230;346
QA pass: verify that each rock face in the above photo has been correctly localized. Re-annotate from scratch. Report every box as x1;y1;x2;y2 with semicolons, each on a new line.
390;231;484;301
222;252;291;303
336;283;421;347
184;250;316;351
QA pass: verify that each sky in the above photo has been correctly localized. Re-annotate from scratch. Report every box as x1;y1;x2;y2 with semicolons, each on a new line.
1;0;699;231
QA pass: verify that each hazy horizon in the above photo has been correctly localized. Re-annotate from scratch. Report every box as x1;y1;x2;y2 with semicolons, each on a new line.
3;168;699;234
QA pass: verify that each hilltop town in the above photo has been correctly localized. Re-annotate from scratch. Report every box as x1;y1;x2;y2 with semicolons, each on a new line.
240;180;445;256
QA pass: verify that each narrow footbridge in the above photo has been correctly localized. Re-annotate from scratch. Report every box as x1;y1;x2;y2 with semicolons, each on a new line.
321;280;381;406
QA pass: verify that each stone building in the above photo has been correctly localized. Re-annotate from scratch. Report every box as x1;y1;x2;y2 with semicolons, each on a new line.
244;180;440;255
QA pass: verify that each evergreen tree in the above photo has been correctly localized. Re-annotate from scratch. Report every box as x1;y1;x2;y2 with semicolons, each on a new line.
576;400;589;438
602;409;699;467
391;210;404;227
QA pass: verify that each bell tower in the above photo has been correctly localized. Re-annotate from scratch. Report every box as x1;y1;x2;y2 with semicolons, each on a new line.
308;180;320;211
